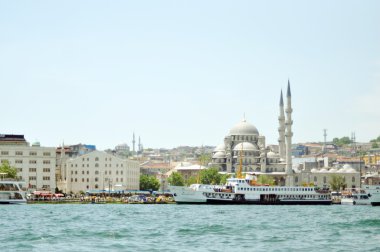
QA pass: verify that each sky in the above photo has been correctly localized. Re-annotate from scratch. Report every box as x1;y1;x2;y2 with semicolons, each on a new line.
0;0;379;150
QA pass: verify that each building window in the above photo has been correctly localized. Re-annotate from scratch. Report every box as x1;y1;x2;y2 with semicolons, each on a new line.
105;171;107;175
82;171;85;175
15;160;23;164
95;177;99;182
43;176;50;181
323;177;327;184
29;168;37;172
29;152;37;156
116;171;119;175
105;164;107;167
1;151;9;155
121;178;123;182
116;178;119;182
71;178;73;182
95;163;99;167
87;178;89;182
75;171;78;175
71;171;73;175
95;157;99;161
75;178;77;182
86;185;89;189
43;160;51;164
95;184;99;189
352;177;355;183
82;178;84;182
87;171;89;175
29;160;37;164
42;185;50;189
314;176;317;182
15;151;23;155
16;168;23;172
95;171;99;175
43;152;51;156
29;176;36;181
121;171;123;175
109;171;111;175
43;168;50;172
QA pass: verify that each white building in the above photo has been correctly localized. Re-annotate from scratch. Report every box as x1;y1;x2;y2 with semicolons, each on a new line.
65;150;140;193
0;141;56;191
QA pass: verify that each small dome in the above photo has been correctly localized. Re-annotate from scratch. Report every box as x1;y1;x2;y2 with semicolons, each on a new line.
229;119;259;136
214;143;225;152
345;168;357;173
233;142;258;151
342;164;352;170
212;151;226;159
267;151;278;158
319;168;328;173
311;168;318;173
329;168;338;173
337;169;345;173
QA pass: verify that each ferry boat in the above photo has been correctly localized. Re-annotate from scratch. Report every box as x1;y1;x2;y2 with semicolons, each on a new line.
169;176;332;205
340;189;371;205
362;184;380;206
0;180;27;204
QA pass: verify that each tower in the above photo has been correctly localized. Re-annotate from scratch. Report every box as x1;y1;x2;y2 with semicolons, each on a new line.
285;80;294;186
138;136;142;153
132;132;136;153
278;90;286;160
323;129;327;154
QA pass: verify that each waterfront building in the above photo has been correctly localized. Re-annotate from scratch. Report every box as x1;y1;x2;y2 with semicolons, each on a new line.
0;135;56;191
65;150;140;193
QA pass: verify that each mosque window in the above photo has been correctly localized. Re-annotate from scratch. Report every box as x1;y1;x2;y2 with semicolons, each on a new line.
95;157;99;161
95;184;99;189
314;176;317;182
323;177;327;183
295;177;298;183
95;177;99;182
352;177;355;183
95;171;99;175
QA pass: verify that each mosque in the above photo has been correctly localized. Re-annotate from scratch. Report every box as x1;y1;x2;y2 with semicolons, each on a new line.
211;81;360;188
211;81;295;186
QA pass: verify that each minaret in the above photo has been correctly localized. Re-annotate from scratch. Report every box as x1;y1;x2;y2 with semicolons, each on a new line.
285;80;294;186
132;132;136;153
278;90;286;160
138;136;142;153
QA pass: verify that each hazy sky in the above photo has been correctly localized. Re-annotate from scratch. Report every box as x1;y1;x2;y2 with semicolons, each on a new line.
1;1;379;150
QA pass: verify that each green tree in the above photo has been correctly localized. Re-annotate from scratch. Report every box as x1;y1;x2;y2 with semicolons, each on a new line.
0;161;17;179
139;175;160;191
199;167;221;185
329;174;347;191
372;142;379;149
185;176;198;186
257;175;275;185
220;173;230;185
168;172;185;186
333;136;352;147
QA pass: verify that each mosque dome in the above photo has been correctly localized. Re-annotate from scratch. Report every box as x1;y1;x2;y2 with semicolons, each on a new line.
345;168;357;173
214;143;226;152
319;168;328;173
311;168;318;173
267;151;278;158
233;142;258;151
212;151;226;159
342;164;352;170
229;119;259;136
329;168;338;173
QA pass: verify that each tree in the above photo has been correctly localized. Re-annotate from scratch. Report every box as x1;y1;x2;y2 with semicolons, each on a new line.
199;153;211;166
220;173;230;185
168;172;185;186
139;175;160;191
372;142;379;149
185;176;198;186
329;174;347;191
0;161;17;179
333;136;352;147
257;175;274;186
199;167;222;185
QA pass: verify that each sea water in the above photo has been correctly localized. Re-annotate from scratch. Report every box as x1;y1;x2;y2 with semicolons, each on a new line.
0;204;379;252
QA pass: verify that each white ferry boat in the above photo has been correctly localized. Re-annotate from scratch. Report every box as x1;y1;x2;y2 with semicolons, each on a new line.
340;189;371;205
362;184;380;206
169;176;332;205
0;181;27;204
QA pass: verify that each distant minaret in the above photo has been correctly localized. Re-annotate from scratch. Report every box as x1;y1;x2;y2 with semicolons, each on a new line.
323;129;327;154
285;80;294;186
138;136;142;153
278;90;286;160
132;132;136;153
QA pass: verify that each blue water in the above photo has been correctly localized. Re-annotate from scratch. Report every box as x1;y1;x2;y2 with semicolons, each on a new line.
0;204;379;251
